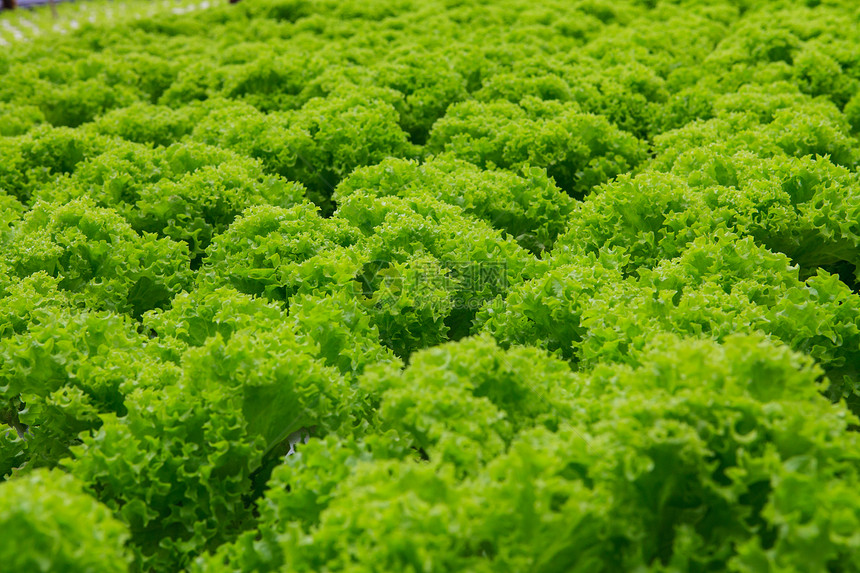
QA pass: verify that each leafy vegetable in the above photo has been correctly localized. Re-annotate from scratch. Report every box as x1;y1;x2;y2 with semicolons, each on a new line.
2;0;860;571
0;469;132;572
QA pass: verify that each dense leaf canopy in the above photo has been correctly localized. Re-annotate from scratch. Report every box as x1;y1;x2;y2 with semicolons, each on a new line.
2;0;860;571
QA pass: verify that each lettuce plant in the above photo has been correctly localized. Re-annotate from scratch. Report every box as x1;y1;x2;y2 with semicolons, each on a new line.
2;0;860;571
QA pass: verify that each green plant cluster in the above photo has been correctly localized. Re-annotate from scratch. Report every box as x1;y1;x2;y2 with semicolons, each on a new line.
2;0;860;571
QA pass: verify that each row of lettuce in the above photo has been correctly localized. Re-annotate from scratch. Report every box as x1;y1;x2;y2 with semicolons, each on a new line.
2;0;860;571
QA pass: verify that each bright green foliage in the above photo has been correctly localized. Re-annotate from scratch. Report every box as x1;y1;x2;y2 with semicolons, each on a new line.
3;0;860;571
359;334;577;474
89;101;208;146
676;153;860;282
0;299;162;472
287;291;400;378
202;202;364;300
0;102;46;137
33;141;306;258
69;327;356;571
199;333;860;572
427;97;647;197
651;100;859;171
3;198;192;316
0;191;24;247
142;286;398;378
0;469;132;572
203;192;539;357
554;153;860;282
0;126;109;202
371;52;470;143
142;286;287;349
191;91;416;211
335;155;575;252
336;192;542;356
550;171;720;271
482;232;860;403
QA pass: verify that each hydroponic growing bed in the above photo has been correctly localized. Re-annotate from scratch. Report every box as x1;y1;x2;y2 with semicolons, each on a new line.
2;0;860;571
